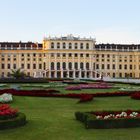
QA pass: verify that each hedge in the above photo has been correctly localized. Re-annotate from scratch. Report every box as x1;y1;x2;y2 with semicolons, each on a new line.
0;112;26;130
75;111;140;129
0;89;94;103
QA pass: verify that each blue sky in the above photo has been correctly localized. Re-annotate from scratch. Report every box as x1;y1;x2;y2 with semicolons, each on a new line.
0;0;140;43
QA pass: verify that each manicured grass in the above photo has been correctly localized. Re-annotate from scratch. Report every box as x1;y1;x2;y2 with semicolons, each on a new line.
0;96;140;140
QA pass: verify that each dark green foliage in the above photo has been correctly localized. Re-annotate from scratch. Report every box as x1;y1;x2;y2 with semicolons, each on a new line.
10;68;26;79
75;111;140;129
0;113;26;130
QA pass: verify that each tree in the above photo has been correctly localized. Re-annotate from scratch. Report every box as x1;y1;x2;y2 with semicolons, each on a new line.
10;68;26;79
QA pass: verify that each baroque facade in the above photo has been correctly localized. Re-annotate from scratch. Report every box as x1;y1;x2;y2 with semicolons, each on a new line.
0;35;140;79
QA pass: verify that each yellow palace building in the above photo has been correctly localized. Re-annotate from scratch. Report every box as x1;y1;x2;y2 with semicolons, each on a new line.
0;35;140;79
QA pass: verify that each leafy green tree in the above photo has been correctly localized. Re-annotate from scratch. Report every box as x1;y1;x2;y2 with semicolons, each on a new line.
10;68;26;79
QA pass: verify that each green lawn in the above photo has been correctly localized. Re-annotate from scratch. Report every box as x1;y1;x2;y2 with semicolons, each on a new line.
0;95;140;140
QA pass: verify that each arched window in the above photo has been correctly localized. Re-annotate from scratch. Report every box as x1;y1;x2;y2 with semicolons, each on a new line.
74;62;78;70
68;62;72;70
62;62;66;70
44;62;46;70
57;62;60;70
86;43;89;49
63;42;66;49
69;43;72;49
57;42;60;49
75;43;78;49
51;42;54;49
86;63;89;70
80;43;83;49
80;62;84;70
51;62;54;70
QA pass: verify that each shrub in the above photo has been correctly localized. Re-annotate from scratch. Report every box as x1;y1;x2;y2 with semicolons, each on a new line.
0;89;94;103
0;112;26;130
75;110;140;129
131;92;140;99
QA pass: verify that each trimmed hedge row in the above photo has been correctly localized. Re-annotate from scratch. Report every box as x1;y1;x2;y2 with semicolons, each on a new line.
131;92;140;99
0;89;94;103
75;111;140;129
0;112;26;130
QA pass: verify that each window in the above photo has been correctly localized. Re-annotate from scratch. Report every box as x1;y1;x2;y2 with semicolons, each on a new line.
62;62;66;70
13;64;16;69
68;62;72;70
130;65;132;70
69;53;72;57
124;65;127;69
21;54;24;57
63;53;66;57
125;73;128;77
80;62;84;70
102;64;104;69
51;62;54;70
27;64;30;69
69;43;72;49
39;64;42;69
96;64;99;69
74;62;78;70
107;64;110;69
51;42;54;49
33;58;36;61
75;43;78;49
13;58;16;61
107;54;110;58
27;54;30;57
113;73;115;78
112;64;115;69
57;62;60;70
57;53;60;57
75;54;78;57
96;54;99;58
33;64;36;69
86;43;89;49
119;65;122;69
86;54;89;57
51;53;54;57
80;54;83;57
33;53;36;57
57;42;60;49
44;62;46;70
102;54;104;57
63;43;66;49
7;64;10;69
86;63;89;70
80;43;83;49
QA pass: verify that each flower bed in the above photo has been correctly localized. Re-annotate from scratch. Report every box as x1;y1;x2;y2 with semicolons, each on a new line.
75;110;140;129
0;104;17;120
131;92;140;99
0;104;26;129
66;82;112;90
0;89;94;103
0;93;13;103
